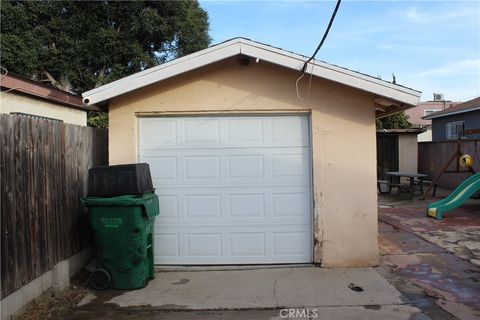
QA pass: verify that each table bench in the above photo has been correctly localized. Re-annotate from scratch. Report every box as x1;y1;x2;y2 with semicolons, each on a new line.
384;172;429;199
377;180;409;195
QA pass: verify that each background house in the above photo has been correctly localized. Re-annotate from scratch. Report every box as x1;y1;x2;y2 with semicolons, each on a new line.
423;97;480;141
0;73;89;126
404;94;458;142
82;38;421;268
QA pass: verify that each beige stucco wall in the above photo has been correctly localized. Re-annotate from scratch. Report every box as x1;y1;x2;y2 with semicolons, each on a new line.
109;58;379;267
398;134;419;176
0;92;87;126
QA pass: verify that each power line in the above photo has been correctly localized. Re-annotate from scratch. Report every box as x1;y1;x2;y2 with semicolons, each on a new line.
301;0;342;72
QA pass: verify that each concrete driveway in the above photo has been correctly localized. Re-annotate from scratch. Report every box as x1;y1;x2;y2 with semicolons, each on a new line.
62;190;480;320
70;266;425;319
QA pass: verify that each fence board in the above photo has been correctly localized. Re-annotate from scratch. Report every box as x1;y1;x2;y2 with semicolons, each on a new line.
0;114;108;298
1;116;16;297
14;116;26;288
0;116;6;298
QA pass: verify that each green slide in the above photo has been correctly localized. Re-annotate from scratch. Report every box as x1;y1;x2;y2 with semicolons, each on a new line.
427;173;480;220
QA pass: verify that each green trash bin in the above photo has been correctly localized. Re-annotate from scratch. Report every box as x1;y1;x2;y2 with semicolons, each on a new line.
81;192;159;290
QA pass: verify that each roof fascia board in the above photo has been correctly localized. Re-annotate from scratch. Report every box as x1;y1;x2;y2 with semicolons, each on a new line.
84;40;241;97
83;38;421;106
423;106;480;119
241;40;420;97
240;42;420;106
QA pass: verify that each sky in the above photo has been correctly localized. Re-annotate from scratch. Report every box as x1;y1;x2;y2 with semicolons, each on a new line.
199;0;480;102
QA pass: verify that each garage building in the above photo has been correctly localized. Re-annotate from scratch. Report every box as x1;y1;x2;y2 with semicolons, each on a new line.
82;38;421;267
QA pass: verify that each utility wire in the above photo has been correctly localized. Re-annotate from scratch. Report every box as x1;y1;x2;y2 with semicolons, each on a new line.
0;66;8;80
301;0;342;72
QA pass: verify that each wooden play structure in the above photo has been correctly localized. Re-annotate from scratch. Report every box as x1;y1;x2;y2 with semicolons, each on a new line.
422;130;479;199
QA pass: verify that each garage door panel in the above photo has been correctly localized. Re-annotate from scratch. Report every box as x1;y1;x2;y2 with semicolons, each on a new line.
186;233;223;257
272;231;311;256
144;151;310;186
149;156;178;180
227;118;264;144
184;119;220;145
139;118;177;148
184;155;221;180
230;233;266;257
155;234;181;258
227;155;264;179
229;193;265;218
139;117;308;151
155;256;309;265
139;115;312;265
152;180;310;189
144;153;310;184
272;192;310;217
185;194;222;219
156;195;179;218
154;220;311;229
271;154;310;179
154;188;310;223
153;226;311;264
271;116;309;146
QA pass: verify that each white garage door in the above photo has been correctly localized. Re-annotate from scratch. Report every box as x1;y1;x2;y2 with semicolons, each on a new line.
138;115;312;264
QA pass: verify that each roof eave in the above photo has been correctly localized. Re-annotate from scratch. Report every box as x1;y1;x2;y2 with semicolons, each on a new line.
1;73;104;112
422;106;480;120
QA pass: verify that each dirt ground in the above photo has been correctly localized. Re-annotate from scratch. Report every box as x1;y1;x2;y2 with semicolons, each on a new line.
16;272;90;320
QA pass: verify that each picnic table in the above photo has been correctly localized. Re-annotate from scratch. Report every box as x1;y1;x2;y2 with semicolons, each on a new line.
385;171;428;199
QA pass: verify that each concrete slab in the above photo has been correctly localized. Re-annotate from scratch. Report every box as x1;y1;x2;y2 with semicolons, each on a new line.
99;267;403;310
275;267;403;307
67;305;425;320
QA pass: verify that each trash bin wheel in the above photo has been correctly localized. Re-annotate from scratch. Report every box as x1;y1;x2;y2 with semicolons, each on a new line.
90;268;111;290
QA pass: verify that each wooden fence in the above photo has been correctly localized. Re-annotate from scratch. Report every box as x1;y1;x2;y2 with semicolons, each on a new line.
0;114;108;298
418;139;480;189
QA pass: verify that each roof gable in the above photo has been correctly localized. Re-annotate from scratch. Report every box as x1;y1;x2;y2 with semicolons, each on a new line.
82;38;421;107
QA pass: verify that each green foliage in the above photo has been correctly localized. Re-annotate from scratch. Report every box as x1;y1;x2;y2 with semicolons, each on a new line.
376;112;412;130
1;0;210;96
87;112;108;129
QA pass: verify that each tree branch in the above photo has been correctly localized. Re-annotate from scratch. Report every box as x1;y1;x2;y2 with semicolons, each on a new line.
43;70;62;90
95;66;106;88
43;70;71;92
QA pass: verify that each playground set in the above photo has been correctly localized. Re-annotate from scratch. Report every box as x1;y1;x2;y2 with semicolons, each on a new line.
426;132;480;220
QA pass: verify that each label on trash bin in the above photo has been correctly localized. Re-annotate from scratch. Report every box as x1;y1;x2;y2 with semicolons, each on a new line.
100;217;123;228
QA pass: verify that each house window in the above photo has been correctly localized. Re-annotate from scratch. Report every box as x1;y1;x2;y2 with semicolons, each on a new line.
424;109;440;116
445;121;465;140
